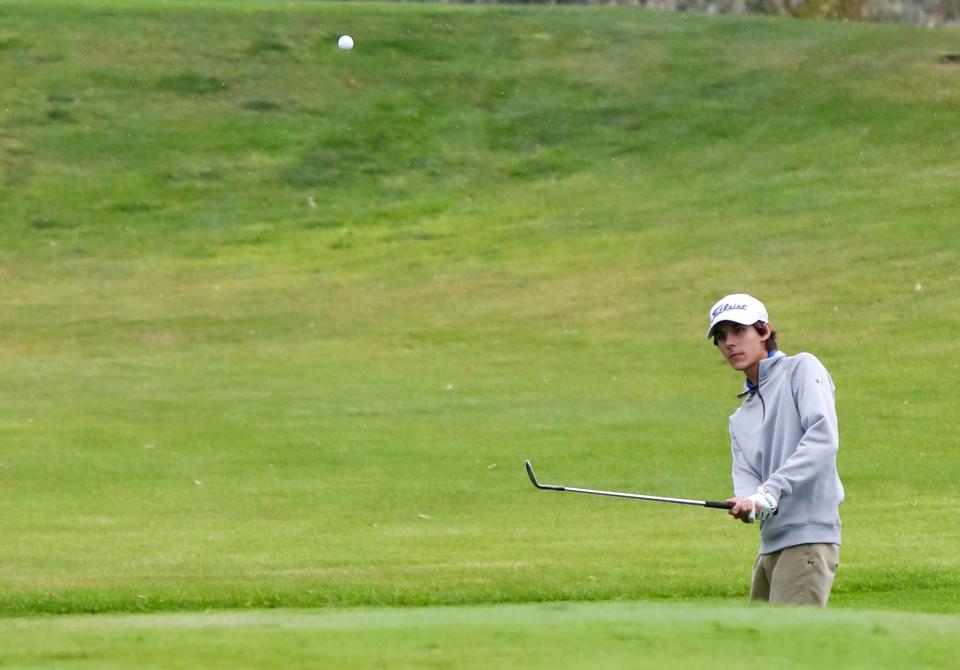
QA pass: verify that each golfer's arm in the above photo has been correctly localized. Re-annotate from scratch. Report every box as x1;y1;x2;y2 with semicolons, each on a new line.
730;430;762;497
763;356;839;500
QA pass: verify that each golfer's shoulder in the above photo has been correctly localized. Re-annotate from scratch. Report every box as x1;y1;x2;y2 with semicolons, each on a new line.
785;352;834;386
786;351;830;371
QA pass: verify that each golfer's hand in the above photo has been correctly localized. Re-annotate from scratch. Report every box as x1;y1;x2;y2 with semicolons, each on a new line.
726;496;758;523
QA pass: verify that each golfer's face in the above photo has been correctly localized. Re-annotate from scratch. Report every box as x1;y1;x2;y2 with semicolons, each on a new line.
714;322;768;372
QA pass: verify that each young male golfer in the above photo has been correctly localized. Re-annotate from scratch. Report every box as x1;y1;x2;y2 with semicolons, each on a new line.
707;294;843;606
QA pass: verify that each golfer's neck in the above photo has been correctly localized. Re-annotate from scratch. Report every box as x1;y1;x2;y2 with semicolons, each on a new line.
746;363;760;386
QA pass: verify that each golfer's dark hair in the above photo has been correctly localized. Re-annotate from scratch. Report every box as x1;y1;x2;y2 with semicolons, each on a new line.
758;322;778;352
712;321;778;351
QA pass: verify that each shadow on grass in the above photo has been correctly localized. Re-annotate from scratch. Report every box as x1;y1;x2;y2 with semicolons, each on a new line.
158;72;228;95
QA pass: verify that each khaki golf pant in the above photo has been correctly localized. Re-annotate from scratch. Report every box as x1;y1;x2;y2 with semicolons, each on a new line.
750;543;839;606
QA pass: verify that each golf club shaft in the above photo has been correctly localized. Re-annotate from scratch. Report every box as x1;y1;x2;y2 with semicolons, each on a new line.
525;460;733;509
548;485;731;508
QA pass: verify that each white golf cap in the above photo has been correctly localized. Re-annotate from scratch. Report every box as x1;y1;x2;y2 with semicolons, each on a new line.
706;293;768;339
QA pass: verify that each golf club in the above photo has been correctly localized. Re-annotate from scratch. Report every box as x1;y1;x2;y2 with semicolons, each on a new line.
525;460;734;510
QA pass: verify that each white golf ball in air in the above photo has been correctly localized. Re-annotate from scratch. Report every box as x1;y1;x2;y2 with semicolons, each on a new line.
338;35;354;51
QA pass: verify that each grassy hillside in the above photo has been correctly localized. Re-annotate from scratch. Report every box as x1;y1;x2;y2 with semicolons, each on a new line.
0;0;958;621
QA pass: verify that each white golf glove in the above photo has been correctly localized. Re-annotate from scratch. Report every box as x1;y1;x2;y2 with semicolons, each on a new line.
745;486;778;523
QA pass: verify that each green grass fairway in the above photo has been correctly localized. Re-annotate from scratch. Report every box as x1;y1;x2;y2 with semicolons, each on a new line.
3;602;960;669
2;0;960;664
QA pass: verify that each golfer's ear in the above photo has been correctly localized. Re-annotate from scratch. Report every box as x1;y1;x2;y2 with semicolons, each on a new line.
761;323;772;341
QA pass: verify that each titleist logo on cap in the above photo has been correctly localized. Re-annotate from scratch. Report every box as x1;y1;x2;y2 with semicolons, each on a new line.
711;303;749;320
706;293;768;338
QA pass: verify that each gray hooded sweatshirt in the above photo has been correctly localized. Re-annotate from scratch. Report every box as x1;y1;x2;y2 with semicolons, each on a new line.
729;351;844;554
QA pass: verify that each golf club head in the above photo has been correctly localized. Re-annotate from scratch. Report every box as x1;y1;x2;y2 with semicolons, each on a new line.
525;460;563;491
525;460;540;487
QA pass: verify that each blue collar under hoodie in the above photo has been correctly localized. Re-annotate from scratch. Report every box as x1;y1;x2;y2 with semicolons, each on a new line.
738;349;781;398
728;351;844;554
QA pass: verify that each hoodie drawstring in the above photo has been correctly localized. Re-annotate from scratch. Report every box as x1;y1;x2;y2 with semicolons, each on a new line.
738;383;766;419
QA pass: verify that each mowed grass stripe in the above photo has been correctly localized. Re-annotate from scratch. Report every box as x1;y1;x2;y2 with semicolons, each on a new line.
1;602;959;669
